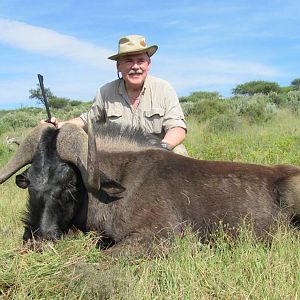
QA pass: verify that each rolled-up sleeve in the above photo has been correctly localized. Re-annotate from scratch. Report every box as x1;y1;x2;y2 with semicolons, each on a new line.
80;88;105;131
162;84;187;132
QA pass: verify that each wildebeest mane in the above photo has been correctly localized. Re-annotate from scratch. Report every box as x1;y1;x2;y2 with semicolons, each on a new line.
92;121;162;152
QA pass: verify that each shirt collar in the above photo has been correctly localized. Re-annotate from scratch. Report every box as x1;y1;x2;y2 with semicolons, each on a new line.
118;76;148;97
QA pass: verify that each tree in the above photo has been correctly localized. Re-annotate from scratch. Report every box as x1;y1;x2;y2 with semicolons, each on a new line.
29;84;55;105
232;81;281;96
291;78;300;89
180;91;221;102
48;97;70;109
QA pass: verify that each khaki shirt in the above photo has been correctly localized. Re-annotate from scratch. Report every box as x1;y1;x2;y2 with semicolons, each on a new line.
80;75;187;138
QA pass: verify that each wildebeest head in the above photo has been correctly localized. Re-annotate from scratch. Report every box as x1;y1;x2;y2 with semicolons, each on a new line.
0;120;162;243
0;124;87;241
0;123;127;241
16;163;84;241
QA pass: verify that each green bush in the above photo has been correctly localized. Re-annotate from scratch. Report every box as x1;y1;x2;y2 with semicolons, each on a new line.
207;113;244;133
181;101;195;117
0;111;41;131
0;102;91;133
287;91;300;101
180;91;221;103
286;91;300;113
267;92;288;107
189;99;231;122
230;94;277;123
49;97;69;109
52;102;91;121
280;86;297;93
69;100;82;106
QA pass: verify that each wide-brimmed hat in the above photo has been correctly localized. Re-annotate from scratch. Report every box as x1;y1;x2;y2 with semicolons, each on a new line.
108;35;158;60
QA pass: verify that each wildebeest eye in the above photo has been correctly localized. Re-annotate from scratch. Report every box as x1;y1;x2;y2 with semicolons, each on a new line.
16;170;30;189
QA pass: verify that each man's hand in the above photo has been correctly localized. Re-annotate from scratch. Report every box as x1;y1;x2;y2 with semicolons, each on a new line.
40;117;62;128
40;116;85;129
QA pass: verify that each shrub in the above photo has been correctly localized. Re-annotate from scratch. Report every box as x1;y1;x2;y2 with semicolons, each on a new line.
280;86;297;93
180;91;221;103
189;99;231;122
267;92;287;107
286;91;300;102
0;111;41;130
286;91;300;114
69;100;82;107
181;102;195;117
230;94;277;123
207;113;244;133
49;97;69;109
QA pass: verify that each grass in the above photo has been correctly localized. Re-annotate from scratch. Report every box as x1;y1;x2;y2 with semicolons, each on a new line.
186;109;300;165
1;108;300;298
125;228;300;299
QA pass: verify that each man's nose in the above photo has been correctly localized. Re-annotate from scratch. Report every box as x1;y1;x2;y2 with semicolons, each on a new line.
131;62;140;69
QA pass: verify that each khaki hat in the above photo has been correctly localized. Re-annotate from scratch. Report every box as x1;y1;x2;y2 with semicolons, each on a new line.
108;35;158;60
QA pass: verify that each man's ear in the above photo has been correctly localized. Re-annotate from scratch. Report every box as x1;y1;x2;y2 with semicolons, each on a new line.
146;57;151;71
100;172;125;196
16;170;30;189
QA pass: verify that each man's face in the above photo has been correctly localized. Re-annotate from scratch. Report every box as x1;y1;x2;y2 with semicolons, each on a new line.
117;53;151;89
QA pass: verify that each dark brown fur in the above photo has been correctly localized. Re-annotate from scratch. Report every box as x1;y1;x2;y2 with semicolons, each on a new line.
65;121;300;253
84;148;300;248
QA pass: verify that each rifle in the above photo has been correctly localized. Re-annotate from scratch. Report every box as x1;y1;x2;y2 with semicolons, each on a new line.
37;74;52;120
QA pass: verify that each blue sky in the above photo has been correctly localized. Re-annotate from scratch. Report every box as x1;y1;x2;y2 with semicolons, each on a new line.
0;0;299;109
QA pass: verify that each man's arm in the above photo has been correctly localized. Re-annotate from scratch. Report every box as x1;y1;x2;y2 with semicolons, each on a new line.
161;127;186;150
40;116;85;129
160;82;187;149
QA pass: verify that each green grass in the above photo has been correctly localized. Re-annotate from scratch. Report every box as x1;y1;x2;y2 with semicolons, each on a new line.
1;108;300;298
185;110;300;165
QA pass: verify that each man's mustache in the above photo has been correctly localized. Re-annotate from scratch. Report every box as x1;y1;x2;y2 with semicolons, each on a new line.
128;69;143;75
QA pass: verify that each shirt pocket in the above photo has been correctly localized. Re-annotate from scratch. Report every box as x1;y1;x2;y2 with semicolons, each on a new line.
143;108;165;134
106;107;123;124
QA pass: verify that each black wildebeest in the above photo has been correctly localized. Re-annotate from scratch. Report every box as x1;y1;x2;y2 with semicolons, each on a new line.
1;122;300;253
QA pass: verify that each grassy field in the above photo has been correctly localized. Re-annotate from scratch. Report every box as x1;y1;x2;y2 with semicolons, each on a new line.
1;109;300;299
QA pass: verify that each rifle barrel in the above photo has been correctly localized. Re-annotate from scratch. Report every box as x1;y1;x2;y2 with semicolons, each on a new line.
37;74;52;120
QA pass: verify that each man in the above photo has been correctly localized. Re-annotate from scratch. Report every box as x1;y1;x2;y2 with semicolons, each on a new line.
47;35;188;155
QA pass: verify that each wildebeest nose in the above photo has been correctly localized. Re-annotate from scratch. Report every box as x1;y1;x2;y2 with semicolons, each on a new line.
41;226;62;240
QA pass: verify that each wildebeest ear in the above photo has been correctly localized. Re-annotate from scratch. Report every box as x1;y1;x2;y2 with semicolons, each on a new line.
16;169;30;189
100;172;126;196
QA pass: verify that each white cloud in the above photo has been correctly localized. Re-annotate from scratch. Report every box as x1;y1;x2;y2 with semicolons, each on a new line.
0;17;287;104
153;55;283;95
0;18;112;69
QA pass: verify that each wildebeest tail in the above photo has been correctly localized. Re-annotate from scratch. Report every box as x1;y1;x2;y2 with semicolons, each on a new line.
276;165;300;216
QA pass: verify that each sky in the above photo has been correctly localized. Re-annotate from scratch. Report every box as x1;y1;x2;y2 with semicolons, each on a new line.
0;0;299;109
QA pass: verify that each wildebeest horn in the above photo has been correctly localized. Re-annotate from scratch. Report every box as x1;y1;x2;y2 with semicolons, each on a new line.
56;104;104;192
86;118;102;191
0;123;53;184
56;123;100;191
